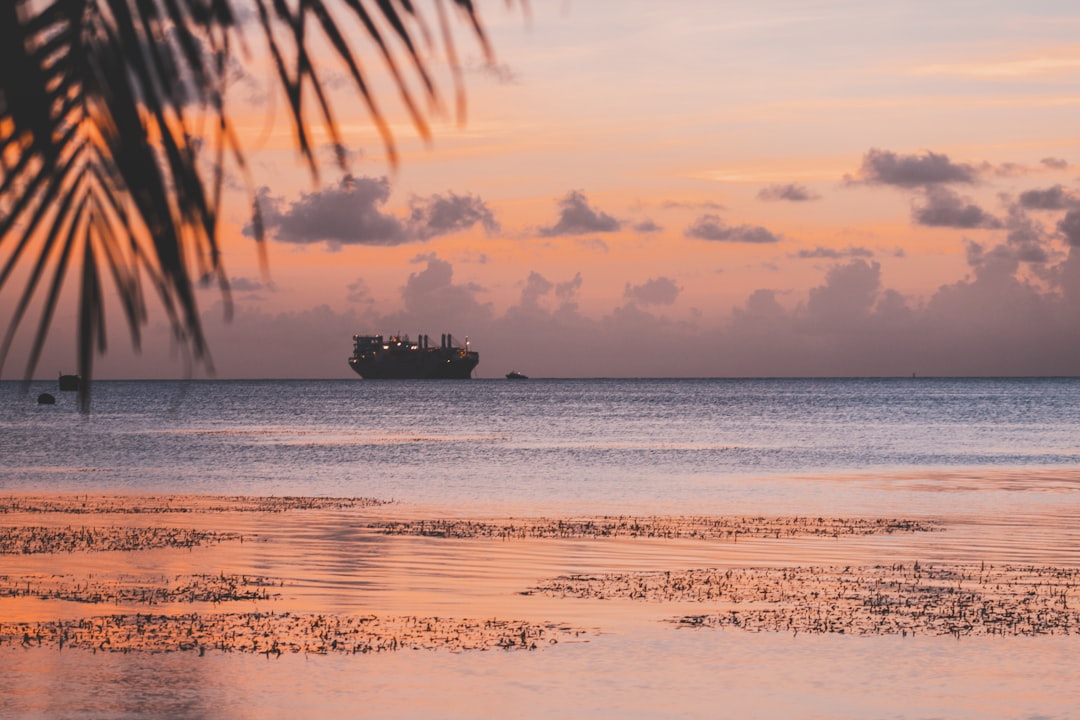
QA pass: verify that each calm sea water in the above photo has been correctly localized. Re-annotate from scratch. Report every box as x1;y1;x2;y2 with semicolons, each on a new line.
2;377;1079;515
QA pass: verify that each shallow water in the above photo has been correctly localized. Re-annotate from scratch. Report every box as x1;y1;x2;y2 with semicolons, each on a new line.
4;514;1080;719
2;378;1080;717
5;630;1080;719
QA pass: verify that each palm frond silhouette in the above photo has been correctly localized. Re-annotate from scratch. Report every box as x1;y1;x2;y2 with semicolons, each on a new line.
0;0;497;408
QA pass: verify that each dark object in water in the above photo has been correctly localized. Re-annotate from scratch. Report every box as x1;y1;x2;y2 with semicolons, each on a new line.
58;373;81;391
37;393;56;405
348;333;478;379
505;371;528;380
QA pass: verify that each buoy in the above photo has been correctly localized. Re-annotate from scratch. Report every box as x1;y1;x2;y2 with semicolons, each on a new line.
37;393;56;405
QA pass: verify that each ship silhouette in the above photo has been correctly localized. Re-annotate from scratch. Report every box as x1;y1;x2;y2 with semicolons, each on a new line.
348;333;478;379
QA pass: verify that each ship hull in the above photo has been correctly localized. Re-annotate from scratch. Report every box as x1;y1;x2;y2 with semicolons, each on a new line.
348;349;479;379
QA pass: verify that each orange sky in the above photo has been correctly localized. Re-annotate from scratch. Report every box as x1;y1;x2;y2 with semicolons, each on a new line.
5;0;1080;378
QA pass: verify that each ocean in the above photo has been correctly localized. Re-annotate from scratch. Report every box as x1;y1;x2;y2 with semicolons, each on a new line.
2;377;1080;717
4;377;1079;509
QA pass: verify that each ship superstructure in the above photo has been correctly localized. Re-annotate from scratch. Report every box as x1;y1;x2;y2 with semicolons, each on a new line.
348;333;478;379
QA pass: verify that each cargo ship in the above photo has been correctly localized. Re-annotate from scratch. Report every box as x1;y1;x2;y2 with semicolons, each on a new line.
348;333;478;379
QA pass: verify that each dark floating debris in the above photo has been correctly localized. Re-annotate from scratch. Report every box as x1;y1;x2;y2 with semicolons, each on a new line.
0;613;586;655
527;563;1080;637
370;515;941;541
0;525;245;554
36;393;55;405
0;495;391;515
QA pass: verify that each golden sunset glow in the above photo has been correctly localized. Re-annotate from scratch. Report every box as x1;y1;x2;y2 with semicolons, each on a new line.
5;1;1080;379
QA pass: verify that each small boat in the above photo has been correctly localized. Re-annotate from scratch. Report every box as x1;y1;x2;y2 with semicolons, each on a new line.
58;373;81;391
505;371;528;380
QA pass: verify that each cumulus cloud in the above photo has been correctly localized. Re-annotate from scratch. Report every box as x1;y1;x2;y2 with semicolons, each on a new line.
757;183;820;202
999;205;1053;264
520;271;554;308
1041;157;1069;170
398;254;491;324
1018;185;1080;211
246;176;498;249
923;244;1056;360
1057;210;1080;246
499;270;585;326
408;192;499;239
722;248;1080;376
624;276;681;306
805;260;882;330
685;214;781;243
848;148;980;188
1015;245;1050;264
247;176;405;247
633;219;662;233
519;270;584;306
346;278;374;305
911;188;1002;229
741;288;787;318
539;190;620;236
792;246;874;260
555;273;583;301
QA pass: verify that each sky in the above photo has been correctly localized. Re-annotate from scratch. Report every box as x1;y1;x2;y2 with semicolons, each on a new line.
8;0;1080;378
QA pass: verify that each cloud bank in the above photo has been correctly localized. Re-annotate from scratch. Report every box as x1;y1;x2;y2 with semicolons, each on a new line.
63;236;1080;380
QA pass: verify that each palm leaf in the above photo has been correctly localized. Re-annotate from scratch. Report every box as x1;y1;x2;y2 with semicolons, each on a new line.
0;0;502;409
